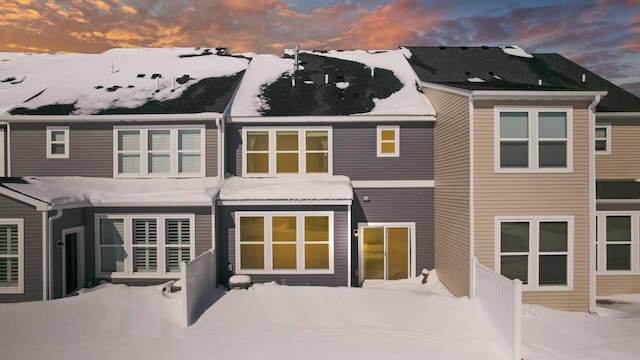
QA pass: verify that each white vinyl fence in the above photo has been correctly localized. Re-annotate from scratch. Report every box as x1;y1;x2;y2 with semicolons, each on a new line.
181;249;216;327
470;257;522;360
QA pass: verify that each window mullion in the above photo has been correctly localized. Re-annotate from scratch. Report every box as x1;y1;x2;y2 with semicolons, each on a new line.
265;215;273;271
140;130;149;175
124;217;133;275
170;130;178;175
300;130;306;175
530;111;538;170
297;216;304;271
530;220;538;287
158;217;166;275
269;130;276;175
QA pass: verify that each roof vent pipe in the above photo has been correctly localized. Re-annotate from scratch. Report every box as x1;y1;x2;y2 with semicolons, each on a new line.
370;66;375;77
291;78;296;87
325;74;329;84
538;79;543;85
582;73;586;83
156;77;160;91
294;44;300;70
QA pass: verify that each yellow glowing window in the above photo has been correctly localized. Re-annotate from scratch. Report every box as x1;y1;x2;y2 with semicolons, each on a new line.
246;131;269;174
377;126;399;157
305;131;329;173
276;131;299;173
272;216;297;269
304;216;330;269
239;217;265;269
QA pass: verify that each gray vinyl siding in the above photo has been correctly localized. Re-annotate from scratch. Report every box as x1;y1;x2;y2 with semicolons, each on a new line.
84;206;212;286
352;188;434;286
50;208;85;299
10;121;218;177
226;122;434;179
333;123;434;180
0;194;43;303
218;205;349;287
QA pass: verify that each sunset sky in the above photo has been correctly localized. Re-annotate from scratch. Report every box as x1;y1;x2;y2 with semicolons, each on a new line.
2;0;640;95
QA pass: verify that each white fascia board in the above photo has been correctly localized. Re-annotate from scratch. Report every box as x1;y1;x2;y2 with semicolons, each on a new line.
227;115;436;123
0;186;50;210
421;82;473;98
351;180;434;188
0;112;223;123
470;90;607;101
217;199;352;206
596;112;640;119
90;201;214;208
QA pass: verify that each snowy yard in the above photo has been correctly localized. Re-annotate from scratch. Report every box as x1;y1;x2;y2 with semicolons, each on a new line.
1;273;640;360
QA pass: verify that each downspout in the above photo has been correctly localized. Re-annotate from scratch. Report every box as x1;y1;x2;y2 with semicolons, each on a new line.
45;208;63;301
588;95;601;313
215;117;223;178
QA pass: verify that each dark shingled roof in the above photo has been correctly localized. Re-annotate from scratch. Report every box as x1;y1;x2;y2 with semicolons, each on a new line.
597;180;640;199
258;52;407;116
405;46;640;113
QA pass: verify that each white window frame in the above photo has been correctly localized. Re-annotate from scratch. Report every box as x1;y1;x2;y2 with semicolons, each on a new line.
595;123;611;155
242;127;333;177
377;125;400;157
595;212;640;274
0;219;24;294
234;211;334;274
113;125;205;178
46;126;69;159
494;107;573;173
495;216;574;291
94;214;195;278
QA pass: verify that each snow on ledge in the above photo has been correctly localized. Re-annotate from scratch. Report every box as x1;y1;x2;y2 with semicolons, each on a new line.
3;176;222;206
220;175;353;201
467;77;485;82
500;45;533;58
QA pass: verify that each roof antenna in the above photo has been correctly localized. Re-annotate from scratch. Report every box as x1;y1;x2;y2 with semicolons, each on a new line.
110;60;115;75
294;44;300;70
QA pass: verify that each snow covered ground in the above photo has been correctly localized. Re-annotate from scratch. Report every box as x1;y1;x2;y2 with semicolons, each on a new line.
1;272;639;360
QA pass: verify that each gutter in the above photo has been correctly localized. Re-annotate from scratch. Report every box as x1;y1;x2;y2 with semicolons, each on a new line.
595;112;640;119
0;112;224;123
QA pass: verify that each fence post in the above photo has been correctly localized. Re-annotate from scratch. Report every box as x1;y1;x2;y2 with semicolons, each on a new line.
513;279;522;360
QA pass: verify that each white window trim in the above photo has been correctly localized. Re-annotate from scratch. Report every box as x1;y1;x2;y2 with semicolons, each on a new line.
234;211;335;274
495;215;574;291
595;123;611;155
376;125;400;157
242;127;333;177
494;107;573;173
94;214;196;279
0;218;24;294
113;125;205;178
595;212;640;274
46;126;69;159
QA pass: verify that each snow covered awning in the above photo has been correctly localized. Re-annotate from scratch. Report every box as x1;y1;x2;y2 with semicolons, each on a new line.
0;177;222;209
218;175;353;205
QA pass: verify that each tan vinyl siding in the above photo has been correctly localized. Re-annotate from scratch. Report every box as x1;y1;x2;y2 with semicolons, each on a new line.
474;100;592;312
596;117;640;179
596;275;640;295
426;88;471;297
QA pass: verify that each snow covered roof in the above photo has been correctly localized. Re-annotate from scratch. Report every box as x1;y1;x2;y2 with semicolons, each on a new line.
0;48;249;116
230;49;435;117
219;175;353;203
0;176;222;207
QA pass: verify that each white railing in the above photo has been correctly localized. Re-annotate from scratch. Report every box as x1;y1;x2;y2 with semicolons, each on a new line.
470;257;522;360
180;249;217;327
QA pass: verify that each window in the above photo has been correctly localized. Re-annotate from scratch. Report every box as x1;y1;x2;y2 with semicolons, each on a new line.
95;215;194;277
46;126;69;158
377;125;399;157
595;213;640;273
497;216;572;290
0;219;23;294
114;126;205;177
236;212;333;273
495;108;572;172
243;127;331;176
595;124;611;155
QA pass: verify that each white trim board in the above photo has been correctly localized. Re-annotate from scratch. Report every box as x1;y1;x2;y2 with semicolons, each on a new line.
351;180;434;188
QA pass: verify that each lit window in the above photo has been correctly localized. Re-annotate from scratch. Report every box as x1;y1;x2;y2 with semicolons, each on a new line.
496;108;572;172
114;126;204;177
236;212;333;273
0;219;23;294
96;215;194;277
377;126;399;157
497;217;572;289
595;124;611;155
46;127;69;158
243;128;332;176
596;213;640;273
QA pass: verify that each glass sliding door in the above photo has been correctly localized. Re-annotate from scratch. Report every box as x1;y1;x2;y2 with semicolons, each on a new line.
361;225;411;282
